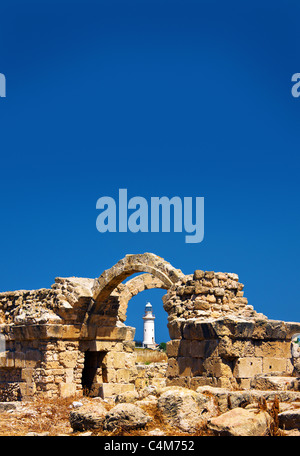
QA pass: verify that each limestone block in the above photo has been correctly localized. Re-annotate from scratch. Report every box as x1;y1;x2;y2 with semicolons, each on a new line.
177;357;192;377
190;377;215;390
166;377;191;389
44;325;64;339
116;368;130;383
193;299;210;310
59;351;78;368
218;337;254;359
190;340;218;358
205;272;215;279
183;320;217;341
166;358;179;378
99;382;135;398
214;288;225;297
59;382;76;398
204;357;233;378
166;340;180;357
0;353;7;368
124;352;137;368
14;351;25;368
104;352;126;369
5;352;14;368
25;349;42;367
65;368;74;383
194;284;211;294
193;270;205;280
95;325;135;341
92;341;115;351
190;358;205;377
233;357;262;378
19;382;36;398
279;410;300;430
254;341;291;358
178;340;191;357
262;357;287;374
105;368;117;383
251;320;287;340
183;286;195;295
167;320;183;340
237;378;251;389
21;368;34;382
62;325;81;339
150;377;167;389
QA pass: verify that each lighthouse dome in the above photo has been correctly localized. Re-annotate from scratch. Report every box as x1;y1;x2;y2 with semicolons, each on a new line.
145;302;152;308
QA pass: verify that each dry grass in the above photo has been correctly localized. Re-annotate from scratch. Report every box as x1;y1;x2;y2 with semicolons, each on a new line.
0;392;287;437
0;396;77;436
0;396;211;437
135;348;167;364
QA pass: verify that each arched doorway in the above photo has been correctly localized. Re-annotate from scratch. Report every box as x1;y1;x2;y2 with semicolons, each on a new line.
80;253;183;397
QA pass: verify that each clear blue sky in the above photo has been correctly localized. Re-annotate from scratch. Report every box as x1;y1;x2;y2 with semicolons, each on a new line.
0;0;299;343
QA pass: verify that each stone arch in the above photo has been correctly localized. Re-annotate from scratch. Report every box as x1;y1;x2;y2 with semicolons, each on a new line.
91;253;184;317
107;273;169;323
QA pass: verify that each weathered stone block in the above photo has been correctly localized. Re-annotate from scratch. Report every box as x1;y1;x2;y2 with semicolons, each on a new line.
59;382;76;398
116;368;130;383
233;357;262;378
166;340;180;357
194;284;211;295
218;337;254;359
190;340;219;358
190;357;205;377
193;299;210;310
183;320;217;341
204;357;233;378
166;358;179;378
21;368;34;382
193;270;205;280
99;382;135;398
19;382;36;398
25;349;41;367
254;340;291;358
59;351;78;368
104;352;126;369
167;320;183;339
178;340;191;357
177;357;192;377
262;357;287;374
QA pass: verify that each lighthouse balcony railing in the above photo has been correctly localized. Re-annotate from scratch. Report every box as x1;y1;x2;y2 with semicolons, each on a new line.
143;312;155;317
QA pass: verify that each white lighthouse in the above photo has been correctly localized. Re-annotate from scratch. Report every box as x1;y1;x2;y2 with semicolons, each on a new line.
142;302;156;349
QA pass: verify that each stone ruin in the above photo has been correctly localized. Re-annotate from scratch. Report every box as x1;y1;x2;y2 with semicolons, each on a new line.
0;252;299;401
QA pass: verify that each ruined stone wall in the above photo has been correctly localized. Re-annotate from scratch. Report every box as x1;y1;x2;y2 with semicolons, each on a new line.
163;269;266;323
134;362;167;390
163;270;300;390
0;254;299;401
0;278;138;400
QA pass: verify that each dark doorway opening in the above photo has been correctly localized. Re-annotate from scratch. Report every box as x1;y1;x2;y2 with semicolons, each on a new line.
81;351;107;395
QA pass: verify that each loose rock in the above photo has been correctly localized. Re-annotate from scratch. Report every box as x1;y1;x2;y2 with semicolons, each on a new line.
207;408;272;436
69;403;107;432
158;386;217;432
103;403;151;431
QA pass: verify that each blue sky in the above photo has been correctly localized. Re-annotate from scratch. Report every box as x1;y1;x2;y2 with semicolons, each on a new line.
0;0;299;343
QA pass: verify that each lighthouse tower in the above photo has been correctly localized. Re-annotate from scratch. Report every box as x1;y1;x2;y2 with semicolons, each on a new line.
142;302;156;349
